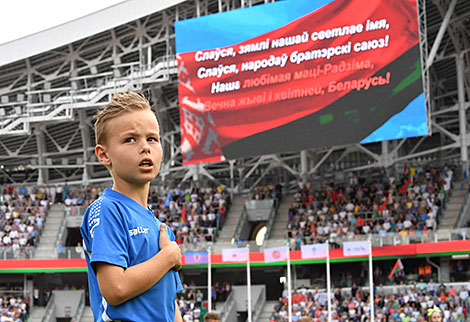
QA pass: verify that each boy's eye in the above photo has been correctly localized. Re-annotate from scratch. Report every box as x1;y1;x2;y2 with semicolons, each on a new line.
125;137;135;143
148;137;160;143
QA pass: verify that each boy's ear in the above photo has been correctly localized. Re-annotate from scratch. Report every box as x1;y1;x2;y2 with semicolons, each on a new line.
95;144;111;167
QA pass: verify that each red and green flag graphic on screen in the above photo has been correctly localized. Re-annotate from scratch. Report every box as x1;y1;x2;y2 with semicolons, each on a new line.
176;0;425;165
388;258;404;279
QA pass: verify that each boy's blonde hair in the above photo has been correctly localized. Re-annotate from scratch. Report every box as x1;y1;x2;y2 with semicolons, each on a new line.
204;312;220;322
94;91;155;145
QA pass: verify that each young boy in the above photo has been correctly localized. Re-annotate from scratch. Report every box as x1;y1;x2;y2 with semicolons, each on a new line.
80;91;183;321
204;312;221;322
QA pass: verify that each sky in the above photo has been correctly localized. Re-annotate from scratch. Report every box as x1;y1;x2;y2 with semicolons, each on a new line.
0;0;126;45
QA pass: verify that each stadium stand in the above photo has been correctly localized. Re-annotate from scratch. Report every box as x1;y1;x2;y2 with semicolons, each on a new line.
248;183;282;205
0;186;48;259
0;183;229;258
152;185;230;250
0;294;29;322
286;165;455;249
268;282;469;322
178;281;232;321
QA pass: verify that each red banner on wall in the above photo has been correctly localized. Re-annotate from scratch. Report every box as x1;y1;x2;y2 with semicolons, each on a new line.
0;240;468;272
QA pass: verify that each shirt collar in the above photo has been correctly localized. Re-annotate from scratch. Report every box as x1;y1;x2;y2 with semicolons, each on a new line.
103;188;154;215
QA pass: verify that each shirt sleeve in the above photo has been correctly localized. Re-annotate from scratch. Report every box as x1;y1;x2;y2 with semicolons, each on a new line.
86;199;129;271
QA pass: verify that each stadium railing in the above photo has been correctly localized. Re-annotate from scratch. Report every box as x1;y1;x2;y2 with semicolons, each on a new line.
37;227;470;259
41;292;55;322
219;290;236;322
0;246;35;260
57;247;85;259
251;285;266;322
245;200;274;220
72;291;85;322
233;204;249;242
5;226;470;260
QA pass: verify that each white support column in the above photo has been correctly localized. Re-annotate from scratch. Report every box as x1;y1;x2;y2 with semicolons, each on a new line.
79;110;91;185
229;160;235;191
326;241;332;322
192;164;200;183
381;141;390;168
246;244;252;322
208;246;212;312
457;54;468;177
369;238;374;322
238;167;244;191
287;247;292;322
300;150;308;183
34;126;46;185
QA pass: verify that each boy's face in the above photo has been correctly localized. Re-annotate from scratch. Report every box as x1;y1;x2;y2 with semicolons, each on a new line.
430;313;442;322
97;109;162;188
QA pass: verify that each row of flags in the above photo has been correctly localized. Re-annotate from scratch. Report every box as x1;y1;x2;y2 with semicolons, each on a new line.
185;240;371;264
186;243;404;280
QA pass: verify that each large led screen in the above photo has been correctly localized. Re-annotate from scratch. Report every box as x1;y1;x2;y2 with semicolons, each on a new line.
175;0;428;165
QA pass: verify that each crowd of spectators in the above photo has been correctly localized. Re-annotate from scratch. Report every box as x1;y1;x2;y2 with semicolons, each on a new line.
148;185;230;250
0;294;29;322
62;185;102;208
0;163;459;257
270;281;469;322
178;288;207;322
64;184;230;248
177;281;231;322
249;183;283;206
287;165;455;249
0;185;50;258
1;182;230;255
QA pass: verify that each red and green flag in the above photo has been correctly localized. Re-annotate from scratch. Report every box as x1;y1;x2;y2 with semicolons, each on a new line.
400;177;413;194
388;258;404;279
181;204;187;224
379;194;391;213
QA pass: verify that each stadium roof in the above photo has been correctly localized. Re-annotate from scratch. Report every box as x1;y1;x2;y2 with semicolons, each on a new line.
0;0;185;67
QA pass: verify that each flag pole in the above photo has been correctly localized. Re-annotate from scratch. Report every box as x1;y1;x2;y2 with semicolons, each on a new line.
247;244;252;322
208;246;212;312
326;241;332;322
368;238;374;322
287;244;292;322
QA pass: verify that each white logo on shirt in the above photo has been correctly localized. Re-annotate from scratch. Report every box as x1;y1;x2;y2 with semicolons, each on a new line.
88;200;102;238
129;227;149;237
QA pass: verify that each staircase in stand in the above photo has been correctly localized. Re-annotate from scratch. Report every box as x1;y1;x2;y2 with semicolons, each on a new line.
217;195;246;243
257;300;277;322
269;195;293;241
29;306;46;322
34;204;65;259
79;306;94;322
439;185;467;229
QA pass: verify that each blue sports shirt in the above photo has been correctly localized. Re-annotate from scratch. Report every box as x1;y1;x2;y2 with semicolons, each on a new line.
80;188;183;321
